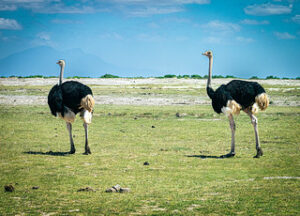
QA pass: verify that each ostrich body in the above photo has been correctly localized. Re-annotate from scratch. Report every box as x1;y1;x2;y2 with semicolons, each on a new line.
48;60;95;154
203;51;269;158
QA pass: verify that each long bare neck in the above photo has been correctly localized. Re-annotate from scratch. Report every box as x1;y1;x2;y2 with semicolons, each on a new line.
207;56;213;88
59;64;64;85
206;56;215;99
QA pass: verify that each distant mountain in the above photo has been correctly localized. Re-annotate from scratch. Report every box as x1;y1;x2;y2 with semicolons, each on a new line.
0;46;141;77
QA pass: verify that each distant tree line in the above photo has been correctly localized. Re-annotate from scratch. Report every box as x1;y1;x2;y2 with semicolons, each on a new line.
1;74;299;80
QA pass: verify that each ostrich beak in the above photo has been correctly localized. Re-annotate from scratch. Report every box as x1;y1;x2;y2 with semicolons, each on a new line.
56;61;60;64
202;52;207;56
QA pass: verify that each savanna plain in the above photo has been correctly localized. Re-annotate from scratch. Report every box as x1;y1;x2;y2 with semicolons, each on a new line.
0;78;299;215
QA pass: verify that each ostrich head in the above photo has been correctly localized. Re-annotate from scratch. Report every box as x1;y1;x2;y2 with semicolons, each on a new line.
202;50;213;58
56;60;65;67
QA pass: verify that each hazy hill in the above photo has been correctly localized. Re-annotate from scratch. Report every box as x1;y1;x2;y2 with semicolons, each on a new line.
0;46;135;77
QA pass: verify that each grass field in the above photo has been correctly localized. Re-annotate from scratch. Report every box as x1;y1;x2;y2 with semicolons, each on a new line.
0;79;300;215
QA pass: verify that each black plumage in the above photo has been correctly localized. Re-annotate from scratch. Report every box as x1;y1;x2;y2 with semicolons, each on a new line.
207;80;266;114
202;51;269;158
48;81;93;116
47;60;95;155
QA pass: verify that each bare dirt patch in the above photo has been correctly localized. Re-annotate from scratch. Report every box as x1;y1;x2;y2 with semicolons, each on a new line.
0;78;299;106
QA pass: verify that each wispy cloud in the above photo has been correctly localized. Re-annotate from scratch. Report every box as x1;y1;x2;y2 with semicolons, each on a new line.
51;19;83;24
202;20;240;33
32;31;56;46
244;3;292;16
292;15;300;24
236;36;255;43
204;36;221;44
0;0;210;15
37;32;50;41
274;31;296;39
125;7;182;17
240;19;269;25
0;4;17;11
0;18;22;30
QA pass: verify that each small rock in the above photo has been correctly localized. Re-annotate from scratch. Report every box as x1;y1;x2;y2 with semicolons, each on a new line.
77;187;95;192
143;161;150;166
4;185;14;192
151;125;155;128
120;188;130;193
105;184;121;193
32;186;39;190
134;117;138;120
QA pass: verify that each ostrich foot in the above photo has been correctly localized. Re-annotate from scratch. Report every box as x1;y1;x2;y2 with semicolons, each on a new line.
221;152;235;158
254;148;263;158
70;149;76;154
83;147;91;155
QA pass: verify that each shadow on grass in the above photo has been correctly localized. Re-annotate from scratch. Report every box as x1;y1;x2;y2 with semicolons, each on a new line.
24;151;71;156
185;154;224;159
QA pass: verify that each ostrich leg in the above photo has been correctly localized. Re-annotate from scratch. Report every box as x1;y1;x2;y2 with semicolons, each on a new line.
246;111;263;158
66;122;76;154
222;114;236;158
83;123;91;155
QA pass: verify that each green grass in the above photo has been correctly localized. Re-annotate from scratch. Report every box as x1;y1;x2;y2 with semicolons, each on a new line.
0;104;299;215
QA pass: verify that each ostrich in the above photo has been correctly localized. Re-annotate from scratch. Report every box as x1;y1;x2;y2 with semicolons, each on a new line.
48;60;95;154
202;51;269;158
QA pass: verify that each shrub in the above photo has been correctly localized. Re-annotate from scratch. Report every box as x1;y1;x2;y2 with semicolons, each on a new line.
191;74;202;79
164;74;177;78
212;75;224;78
225;75;236;78
100;74;119;78
250;76;259;79
266;75;279;79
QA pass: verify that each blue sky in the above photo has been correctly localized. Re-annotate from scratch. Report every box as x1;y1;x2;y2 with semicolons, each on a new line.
0;0;299;78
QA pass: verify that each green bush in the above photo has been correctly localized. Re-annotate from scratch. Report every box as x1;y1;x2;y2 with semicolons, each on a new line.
225;75;236;78
250;76;259;79
164;74;177;78
212;75;224;78
100;74;119;78
191;74;202;79
266;75;280;79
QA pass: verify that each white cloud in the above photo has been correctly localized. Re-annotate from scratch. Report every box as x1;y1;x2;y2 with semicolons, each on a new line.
0;18;22;30
241;19;269;25
126;7;182;17
236;36;255;43
37;32;50;41
244;3;292;16
202;20;240;33
32;31;56;46
292;15;300;24
0;5;17;11
274;31;296;39
0;0;210;15
51;19;83;24
205;36;221;44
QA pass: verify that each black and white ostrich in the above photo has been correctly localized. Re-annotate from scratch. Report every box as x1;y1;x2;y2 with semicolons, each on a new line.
48;60;95;154
202;51;269;158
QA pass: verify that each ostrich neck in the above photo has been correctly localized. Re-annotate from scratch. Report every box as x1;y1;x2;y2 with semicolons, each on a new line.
207;57;213;89
59;65;64;85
